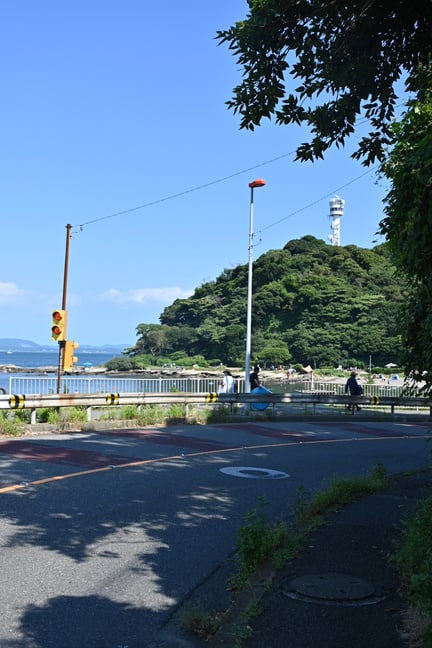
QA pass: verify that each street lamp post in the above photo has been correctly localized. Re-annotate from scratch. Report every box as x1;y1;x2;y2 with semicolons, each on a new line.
245;179;266;392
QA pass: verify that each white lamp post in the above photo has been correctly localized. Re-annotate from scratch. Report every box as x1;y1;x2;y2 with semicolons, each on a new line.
245;178;266;392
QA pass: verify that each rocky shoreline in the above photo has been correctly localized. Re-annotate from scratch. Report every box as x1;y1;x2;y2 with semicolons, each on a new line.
0;364;290;383
0;364;230;379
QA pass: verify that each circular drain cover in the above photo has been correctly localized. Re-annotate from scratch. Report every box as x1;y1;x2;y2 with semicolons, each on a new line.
284;573;375;602
220;466;289;479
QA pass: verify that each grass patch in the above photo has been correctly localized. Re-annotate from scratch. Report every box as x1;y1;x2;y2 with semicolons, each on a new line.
37;407;60;424
179;603;222;639
296;462;388;523
136;404;166;426
190;464;390;645
62;406;88;424
236;497;288;576
118;404;140;420
230;463;388;591
11;409;31;424
0;411;24;436
393;493;432;646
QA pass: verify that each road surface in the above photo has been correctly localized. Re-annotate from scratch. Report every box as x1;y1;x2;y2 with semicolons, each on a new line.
0;420;429;647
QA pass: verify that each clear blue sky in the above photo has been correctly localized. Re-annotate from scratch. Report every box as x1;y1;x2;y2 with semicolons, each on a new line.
1;1;394;347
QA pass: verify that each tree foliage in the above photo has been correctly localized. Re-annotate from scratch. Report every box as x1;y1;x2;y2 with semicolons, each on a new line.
127;237;405;369
216;0;432;164
379;71;432;391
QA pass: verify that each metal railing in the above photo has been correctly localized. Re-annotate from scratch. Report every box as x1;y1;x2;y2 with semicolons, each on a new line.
1;390;430;426
6;375;404;398
6;375;233;396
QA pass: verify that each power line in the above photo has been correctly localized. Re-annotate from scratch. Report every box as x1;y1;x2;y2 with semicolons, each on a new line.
74;143;382;234
75;149;297;230
73;99;402;233
259;166;379;234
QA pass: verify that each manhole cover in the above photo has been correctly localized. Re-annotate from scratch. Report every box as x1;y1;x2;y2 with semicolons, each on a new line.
284;573;381;606
220;466;289;479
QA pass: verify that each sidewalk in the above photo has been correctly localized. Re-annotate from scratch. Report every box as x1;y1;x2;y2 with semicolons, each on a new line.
208;469;432;648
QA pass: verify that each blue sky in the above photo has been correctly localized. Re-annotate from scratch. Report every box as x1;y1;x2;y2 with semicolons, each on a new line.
1;1;396;347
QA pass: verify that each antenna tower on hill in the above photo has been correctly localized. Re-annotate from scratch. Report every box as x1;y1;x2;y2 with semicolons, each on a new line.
328;196;345;246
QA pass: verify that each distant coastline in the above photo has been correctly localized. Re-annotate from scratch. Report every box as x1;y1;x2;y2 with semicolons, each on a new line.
0;338;128;354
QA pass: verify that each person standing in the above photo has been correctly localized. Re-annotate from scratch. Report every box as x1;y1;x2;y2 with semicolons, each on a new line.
345;371;363;411
249;365;260;391
219;369;235;394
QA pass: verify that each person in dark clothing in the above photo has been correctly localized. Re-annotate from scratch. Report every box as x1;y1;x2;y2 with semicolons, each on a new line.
345;371;363;411
250;365;260;391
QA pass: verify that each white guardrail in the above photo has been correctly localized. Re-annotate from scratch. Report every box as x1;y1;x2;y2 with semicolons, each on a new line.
4;376;225;396
0;390;431;425
3;376;406;398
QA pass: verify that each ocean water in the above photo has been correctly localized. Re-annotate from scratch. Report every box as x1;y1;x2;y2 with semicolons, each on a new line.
0;350;120;393
0;350;119;369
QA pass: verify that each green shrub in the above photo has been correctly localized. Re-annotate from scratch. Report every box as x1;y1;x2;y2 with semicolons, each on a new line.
12;409;31;424
315;367;346;378
37;407;63;424
180;604;221;639
136;405;165;426
62;406;88;424
237;498;287;575
299;463;388;520
393;494;432;644
0;411;23;436
210;405;232;421
166;404;187;421
117;405;139;420
105;357;134;371
99;407;120;421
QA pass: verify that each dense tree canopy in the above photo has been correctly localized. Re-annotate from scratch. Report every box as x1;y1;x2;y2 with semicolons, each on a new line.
217;0;432;164
126;237;405;369
217;2;432;391
379;72;432;391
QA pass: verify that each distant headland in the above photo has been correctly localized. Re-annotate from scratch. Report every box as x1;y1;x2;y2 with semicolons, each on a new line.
0;338;129;353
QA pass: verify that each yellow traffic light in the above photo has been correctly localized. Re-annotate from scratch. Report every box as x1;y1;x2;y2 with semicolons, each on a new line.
63;340;79;372
51;309;67;341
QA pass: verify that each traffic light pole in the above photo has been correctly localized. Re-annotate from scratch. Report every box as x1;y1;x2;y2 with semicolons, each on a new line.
57;224;72;393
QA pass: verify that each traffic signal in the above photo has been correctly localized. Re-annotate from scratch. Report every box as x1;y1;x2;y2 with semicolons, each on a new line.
51;309;67;341
63;340;79;372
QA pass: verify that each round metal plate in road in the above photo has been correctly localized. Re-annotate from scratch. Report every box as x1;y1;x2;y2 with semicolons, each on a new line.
283;572;382;606
220;466;289;479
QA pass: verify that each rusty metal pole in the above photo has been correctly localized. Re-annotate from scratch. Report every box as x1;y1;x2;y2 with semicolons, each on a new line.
57;224;72;393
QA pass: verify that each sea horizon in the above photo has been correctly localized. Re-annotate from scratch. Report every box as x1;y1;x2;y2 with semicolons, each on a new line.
0;349;121;370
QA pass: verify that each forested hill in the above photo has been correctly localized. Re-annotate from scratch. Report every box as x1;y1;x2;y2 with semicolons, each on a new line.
128;236;405;369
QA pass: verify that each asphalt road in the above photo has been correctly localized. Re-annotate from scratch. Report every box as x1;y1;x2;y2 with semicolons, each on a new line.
0;420;430;647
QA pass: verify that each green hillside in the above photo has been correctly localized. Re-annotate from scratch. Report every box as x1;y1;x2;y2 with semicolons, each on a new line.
126;236;405;369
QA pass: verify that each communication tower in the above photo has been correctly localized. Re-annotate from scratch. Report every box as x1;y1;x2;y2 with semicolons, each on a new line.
328;196;345;246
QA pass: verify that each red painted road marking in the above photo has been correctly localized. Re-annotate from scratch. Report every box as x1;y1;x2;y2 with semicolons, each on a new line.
95;429;231;451
342;423;411;437
223;423;334;441
223;422;414;440
0;440;144;468
0;424;417;475
0;435;429;495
